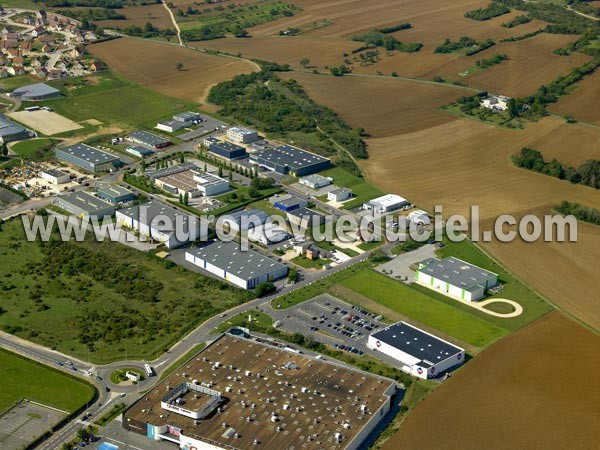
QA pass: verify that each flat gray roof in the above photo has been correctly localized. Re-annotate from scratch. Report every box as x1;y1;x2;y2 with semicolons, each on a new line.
126;145;153;156
187;241;287;281
210;140;244;153
96;184;134;199
173;111;201;121
0;115;25;137
222;209;269;227
300;173;330;184
275;196;306;208
12;82;60;98
287;206;326;219
128;130;170;147
56;143;120;164
253;145;330;170
330;187;352;195
41;168;68;178
419;257;498;291
55;191;113;213
117;199;196;231
372;322;463;364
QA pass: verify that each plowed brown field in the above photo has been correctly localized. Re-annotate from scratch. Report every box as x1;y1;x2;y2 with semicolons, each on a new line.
382;312;600;450
88;38;257;104
550;69;600;125
96;4;174;30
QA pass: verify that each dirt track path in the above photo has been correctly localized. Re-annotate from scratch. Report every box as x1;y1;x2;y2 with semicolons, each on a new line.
162;0;183;45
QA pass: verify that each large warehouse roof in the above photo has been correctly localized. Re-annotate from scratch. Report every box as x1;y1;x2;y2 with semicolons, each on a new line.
371;322;463;366
128;130;170;147
0;115;26;137
57;143;120;164
419;257;497;291
12;82;61;99
254;145;330;170
117;200;195;231
186;240;286;282
54;191;113;214
125;333;395;450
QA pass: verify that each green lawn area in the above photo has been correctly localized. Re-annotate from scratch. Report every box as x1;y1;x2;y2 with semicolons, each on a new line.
292;255;332;269
250;198;283;216
10;138;57;159
434;237;553;330
0;74;38;91
318;166;385;209
339;269;507;348
0;217;252;363
214;310;273;334
357;240;384;251
26;71;197;130
0;348;95;413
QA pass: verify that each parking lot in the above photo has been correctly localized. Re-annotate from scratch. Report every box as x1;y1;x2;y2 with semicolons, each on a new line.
271;294;387;355
0;400;67;449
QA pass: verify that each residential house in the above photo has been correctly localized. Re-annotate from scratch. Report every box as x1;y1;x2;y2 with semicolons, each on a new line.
39;35;55;45
4;32;19;43
6;48;21;59
13;55;24;66
69;46;83;58
31;26;45;38
19;41;32;53
34;67;47;78
89;61;104;72
41;44;52;53
8;65;25;76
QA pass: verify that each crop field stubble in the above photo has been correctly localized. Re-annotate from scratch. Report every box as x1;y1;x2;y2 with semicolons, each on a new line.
95;4;174;30
88;38;258;105
278;72;600;330
381;312;600;450
550;69;600;125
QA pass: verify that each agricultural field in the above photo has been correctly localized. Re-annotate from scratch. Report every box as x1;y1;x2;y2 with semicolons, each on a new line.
0;348;95;412
278;72;467;137
0;217;251;363
382;312;600;450
88;37;257;105
461;33;591;97
550;69;600;125
95;3;174;30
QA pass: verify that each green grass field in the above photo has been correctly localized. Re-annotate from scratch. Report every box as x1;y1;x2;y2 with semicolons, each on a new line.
338;269;507;347
318;166;385;209
24;71;197;130
10;139;57;158
215;310;273;333
0;217;251;363
0;348;95;413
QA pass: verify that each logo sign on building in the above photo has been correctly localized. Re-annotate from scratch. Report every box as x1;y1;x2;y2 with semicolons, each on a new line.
375;340;382;348
457;353;462;360
168;425;181;436
416;367;423;375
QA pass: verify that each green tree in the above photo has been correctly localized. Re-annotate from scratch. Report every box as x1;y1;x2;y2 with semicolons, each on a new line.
0;143;7;156
507;98;518;118
176;62;184;71
300;57;310;68
218;166;223;177
179;153;185;163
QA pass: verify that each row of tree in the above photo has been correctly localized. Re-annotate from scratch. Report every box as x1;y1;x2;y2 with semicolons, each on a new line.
512;147;600;189
555;200;600;226
465;2;510;21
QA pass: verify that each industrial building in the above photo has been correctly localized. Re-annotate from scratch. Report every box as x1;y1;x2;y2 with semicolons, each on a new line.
0;115;32;143
274;195;308;212
415;257;498;301
221;209;269;233
40;168;69;184
363;194;409;214
123;333;395;450
299;174;331;189
55;144;121;173
96;184;136;204
128;130;172;149
367;322;465;379
52;191;115;219
11;82;62;101
287;207;327;229
407;209;430;225
116;200;202;248
185;240;287;289
328;187;352;202
149;163;229;197
247;222;290;245
173;111;202;123
208;140;247;160
126;145;153;158
250;145;331;176
226;126;259;144
155;119;185;133
202;135;219;148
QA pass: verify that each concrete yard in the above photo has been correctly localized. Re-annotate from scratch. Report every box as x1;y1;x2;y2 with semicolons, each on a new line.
9;110;83;135
0;400;67;449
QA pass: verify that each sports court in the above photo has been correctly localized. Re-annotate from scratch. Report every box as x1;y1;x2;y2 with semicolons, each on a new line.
0;400;67;449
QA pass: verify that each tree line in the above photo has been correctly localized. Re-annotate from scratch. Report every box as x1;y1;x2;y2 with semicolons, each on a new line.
555;201;600;226
352;29;422;53
512;147;600;189
465;2;510;21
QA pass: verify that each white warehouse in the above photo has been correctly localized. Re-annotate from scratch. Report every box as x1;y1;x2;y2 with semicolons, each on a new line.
415;257;498;301
185;241;288;290
40;168;70;184
367;322;465;379
116;200;203;248
363;194;409;214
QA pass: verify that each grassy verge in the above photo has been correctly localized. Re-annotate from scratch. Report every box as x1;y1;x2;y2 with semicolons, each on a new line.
0;348;95;413
292;255;332;269
318;166;385;209
10;138;58;160
214;310;273;334
95;403;126;427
